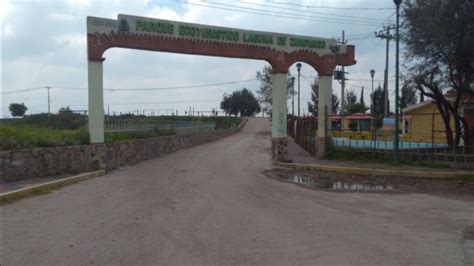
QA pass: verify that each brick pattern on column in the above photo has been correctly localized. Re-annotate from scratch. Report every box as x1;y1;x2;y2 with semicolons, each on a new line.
271;138;289;162
87;31;356;73
315;137;331;159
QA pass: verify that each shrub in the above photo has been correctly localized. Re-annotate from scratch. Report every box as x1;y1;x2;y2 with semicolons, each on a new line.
348;121;358;131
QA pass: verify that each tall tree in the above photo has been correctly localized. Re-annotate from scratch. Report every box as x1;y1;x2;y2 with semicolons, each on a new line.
345;90;357;106
9;103;28;117
307;77;340;116
360;86;365;106
220;88;261;116
400;80;418;110
402;0;474;146
372;85;388;116
256;65;294;114
343;89;368;115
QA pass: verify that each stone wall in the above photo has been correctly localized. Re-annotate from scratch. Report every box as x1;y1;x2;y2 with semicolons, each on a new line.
1;123;244;182
0;144;105;182
104;128;237;171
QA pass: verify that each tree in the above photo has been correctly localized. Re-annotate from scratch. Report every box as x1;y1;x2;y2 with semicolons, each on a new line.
345;90;357;106
9;103;28;117
59;106;73;114
343;89;368;115
360;86;365;106
220;88;261;116
400;80;418;110
307;77;339;116
402;0;474;146
256;65;294;114
372;85;388;116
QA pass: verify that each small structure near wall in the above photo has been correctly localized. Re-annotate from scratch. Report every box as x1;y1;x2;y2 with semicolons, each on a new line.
87;14;356;161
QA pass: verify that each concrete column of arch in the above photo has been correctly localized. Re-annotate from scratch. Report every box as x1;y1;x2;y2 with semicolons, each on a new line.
271;72;288;161
316;74;333;158
88;61;105;143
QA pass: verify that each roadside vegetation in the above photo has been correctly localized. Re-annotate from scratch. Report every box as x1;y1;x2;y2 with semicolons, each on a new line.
0;112;242;151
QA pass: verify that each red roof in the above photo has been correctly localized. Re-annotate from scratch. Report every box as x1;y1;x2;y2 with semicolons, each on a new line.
345;113;373;120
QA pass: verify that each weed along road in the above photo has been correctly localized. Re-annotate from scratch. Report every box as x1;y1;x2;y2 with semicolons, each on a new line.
2;118;474;265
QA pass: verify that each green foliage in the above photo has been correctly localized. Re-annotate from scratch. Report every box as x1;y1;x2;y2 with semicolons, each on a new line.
220;88;261;116
402;0;474;146
372;85;387;116
0;125;89;150
307;77;339;116
400;80;418;110
345;103;369;115
348;121;358;131
0;116;242;150
343;89;369;115
325;147;453;169
345;90;357;105
10;113;87;130
256;65;294;114
8;103;28;117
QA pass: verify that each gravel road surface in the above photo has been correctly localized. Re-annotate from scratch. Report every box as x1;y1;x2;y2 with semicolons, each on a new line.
2;118;474;265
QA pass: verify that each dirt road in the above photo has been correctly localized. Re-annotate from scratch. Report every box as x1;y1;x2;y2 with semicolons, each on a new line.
2;118;474;265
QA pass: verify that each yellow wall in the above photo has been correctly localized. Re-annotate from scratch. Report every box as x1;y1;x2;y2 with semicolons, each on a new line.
404;103;454;144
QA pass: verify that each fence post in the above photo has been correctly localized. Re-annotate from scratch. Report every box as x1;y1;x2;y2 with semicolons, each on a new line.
431;111;435;149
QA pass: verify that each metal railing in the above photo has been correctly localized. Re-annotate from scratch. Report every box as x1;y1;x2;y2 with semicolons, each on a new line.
288;113;474;166
104;116;216;134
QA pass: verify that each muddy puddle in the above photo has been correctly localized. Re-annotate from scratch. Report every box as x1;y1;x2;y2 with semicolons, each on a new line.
288;175;394;191
265;169;474;199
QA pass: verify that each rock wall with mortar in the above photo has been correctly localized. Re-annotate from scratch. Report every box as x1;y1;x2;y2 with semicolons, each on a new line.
0;125;242;182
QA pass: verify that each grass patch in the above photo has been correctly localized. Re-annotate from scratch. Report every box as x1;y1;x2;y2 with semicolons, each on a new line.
325;146;452;169
105;128;177;142
1;115;242;150
0;125;89;150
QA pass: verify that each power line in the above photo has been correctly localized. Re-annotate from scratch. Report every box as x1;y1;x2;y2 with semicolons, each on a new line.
1;87;46;95
234;0;389;23
3;79;259;94
26;99;222;108
353;11;396;46
267;1;395;11
201;1;385;25
176;0;382;26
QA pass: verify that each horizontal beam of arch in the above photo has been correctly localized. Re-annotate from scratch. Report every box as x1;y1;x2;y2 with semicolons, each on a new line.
87;14;356;75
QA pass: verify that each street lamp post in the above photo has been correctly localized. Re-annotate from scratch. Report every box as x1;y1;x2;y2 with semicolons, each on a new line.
291;77;295;117
296;63;302;117
370;69;376;143
394;0;402;162
370;69;375;114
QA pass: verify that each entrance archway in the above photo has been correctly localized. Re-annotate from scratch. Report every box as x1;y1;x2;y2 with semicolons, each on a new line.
87;14;356;161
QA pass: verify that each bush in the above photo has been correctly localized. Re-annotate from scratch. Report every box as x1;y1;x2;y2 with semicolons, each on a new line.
0;125;89;150
348;121;358;131
105;129;177;142
11;113;87;130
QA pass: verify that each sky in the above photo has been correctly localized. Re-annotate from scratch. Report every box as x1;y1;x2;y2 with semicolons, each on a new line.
1;0;398;117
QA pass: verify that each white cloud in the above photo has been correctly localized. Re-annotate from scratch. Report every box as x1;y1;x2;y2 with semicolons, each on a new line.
147;6;181;21
49;13;79;21
3;24;14;37
68;0;91;6
0;0;13;20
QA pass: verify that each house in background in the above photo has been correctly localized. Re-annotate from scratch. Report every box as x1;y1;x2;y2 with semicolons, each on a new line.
402;92;474;144
343;113;373;131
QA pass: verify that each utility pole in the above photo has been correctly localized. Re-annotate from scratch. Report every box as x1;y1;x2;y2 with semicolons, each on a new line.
340;30;346;118
375;26;395;117
46;86;51;115
341;31;347;132
394;0;402;162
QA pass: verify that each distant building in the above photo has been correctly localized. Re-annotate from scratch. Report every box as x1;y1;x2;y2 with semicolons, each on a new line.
402;92;474;145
